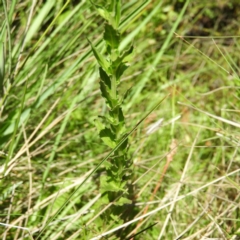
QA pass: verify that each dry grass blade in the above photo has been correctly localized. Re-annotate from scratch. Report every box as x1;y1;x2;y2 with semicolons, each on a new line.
158;133;198;239
90;168;240;240
130;139;178;238
178;102;240;128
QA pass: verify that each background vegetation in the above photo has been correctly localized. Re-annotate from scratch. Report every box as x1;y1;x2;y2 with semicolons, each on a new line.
0;0;239;239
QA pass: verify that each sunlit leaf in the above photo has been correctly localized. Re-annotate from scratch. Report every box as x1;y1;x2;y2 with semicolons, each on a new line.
116;62;128;80
104;23;120;49
100;175;125;193
114;197;131;206
88;39;110;74
99;127;116;148
90;2;110;22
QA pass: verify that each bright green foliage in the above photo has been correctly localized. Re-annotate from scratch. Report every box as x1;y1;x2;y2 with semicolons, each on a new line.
91;0;121;29
89;1;134;206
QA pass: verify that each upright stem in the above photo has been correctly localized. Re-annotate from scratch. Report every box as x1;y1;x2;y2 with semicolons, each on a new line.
89;0;134;214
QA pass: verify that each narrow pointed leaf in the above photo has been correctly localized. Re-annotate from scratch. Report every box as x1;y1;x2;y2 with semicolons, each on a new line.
88;39;110;73
99;67;111;88
100;80;113;108
120;44;134;62
90;2;110;22
112;45;134;73
104;23;120;49
99;127;116;148
116;62;128;80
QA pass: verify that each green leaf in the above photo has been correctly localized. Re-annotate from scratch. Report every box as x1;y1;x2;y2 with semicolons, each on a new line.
88;39;110;74
99;79;118;109
117;106;124;123
110;213;119;222
112;45;134;81
90;2;110;22
99;80;112;108
98;115;116;127
95;118;116;148
100;175;125;193
99;127;116;148
94;118;105;132
98;193;109;205
120;44;134;62
117;137;128;152
115;197;131;206
109;104;125;124
116;62;128;80
90;1;116;26
104;23;120;49
103;160;112;170
122;86;132;103
99;67;111;88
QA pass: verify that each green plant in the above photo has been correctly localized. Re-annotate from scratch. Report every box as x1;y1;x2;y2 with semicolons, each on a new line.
88;0;134;207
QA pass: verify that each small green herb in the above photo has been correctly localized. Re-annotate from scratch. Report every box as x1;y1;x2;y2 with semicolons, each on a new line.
89;0;134;207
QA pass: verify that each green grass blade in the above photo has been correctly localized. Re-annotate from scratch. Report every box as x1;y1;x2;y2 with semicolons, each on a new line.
126;0;190;109
0;40;5;96
119;1;163;51
3;82;28;177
